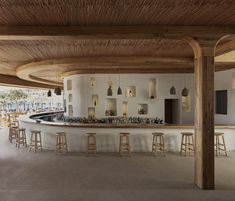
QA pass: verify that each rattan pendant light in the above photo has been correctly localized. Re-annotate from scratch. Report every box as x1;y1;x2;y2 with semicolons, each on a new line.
117;73;122;95
181;75;189;97
170;75;176;95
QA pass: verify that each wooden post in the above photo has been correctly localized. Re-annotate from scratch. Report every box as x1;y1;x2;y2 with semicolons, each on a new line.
185;38;218;189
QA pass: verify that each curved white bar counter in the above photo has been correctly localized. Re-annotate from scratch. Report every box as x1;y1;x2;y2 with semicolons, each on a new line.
19;114;235;152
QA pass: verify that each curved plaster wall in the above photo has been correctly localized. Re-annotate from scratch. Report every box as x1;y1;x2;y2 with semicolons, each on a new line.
63;74;195;123
63;69;235;124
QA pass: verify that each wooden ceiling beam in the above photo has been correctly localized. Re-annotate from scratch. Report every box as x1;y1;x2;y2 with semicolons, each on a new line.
216;39;235;56
0;74;58;89
0;26;233;40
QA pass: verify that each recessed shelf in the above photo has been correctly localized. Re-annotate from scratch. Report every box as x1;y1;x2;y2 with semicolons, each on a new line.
122;101;128;116
68;105;73;117
148;78;157;99
105;98;117;116
92;95;99;107
137;104;148;115
67;80;72;91
68;94;72;102
90;77;96;87
125;86;136;97
182;95;191;112
88;107;95;119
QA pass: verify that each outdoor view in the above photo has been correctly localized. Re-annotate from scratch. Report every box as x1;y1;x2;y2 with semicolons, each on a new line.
0;86;63;127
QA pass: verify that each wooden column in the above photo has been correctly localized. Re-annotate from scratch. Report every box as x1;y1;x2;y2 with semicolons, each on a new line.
185;38;218;189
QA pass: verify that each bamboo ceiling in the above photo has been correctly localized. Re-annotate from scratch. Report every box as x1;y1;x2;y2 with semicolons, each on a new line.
0;0;234;87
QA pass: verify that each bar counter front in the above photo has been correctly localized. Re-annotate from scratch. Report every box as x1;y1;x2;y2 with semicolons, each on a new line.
19;113;235;153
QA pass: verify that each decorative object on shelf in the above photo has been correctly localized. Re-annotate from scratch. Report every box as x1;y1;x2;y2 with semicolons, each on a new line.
47;90;52;97
138;108;146;115
92;95;99;107
105;110;117;116
138;104;148;115
107;86;112;96
117;73;122;95
107;76;113;96
181;75;189;97
170;86;176;95
90;77;96;87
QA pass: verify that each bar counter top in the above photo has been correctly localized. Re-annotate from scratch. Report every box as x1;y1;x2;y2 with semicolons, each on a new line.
19;115;235;129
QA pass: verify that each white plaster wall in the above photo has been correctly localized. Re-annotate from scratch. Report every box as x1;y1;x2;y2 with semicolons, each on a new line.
214;69;235;124
64;74;195;123
63;70;235;124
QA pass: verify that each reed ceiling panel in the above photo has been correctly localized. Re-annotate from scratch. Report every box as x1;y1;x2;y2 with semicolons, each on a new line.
0;0;234;25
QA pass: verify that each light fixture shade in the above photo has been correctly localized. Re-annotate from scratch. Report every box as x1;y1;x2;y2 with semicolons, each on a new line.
54;87;62;95
170;86;176;95
107;86;112;96
182;87;189;97
47;90;52;97
232;72;235;89
117;86;122;95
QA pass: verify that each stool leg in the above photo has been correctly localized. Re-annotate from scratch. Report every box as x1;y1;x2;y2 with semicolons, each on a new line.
119;135;122;155
222;135;228;157
39;133;42;150
34;134;37;152
215;136;218;157
192;136;195;152
64;135;68;152
180;135;184;155
152;135;156;154
185;136;188;156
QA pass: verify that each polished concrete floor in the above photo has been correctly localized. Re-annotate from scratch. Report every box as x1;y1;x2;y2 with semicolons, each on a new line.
0;127;235;201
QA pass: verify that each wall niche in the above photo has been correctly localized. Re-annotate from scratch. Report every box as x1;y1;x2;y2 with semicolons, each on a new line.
105;98;117;116
68;105;73;117
148;78;157;99
138;104;148;115
122;101;128;116
125;86;136;97
88;107;95;119
182;95;191;112
68;94;72;102
67;80;72;91
92;95;99;107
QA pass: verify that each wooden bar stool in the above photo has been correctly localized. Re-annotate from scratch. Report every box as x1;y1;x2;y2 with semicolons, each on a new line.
16;128;27;148
29;130;43;152
180;132;194;156
86;133;97;155
56;132;68;153
152;132;165;156
119;132;131;156
214;132;227;157
9;125;18;143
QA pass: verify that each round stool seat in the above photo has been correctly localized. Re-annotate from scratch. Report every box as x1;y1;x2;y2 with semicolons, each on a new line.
152;132;164;136
214;132;224;136
181;132;193;136
120;132;130;136
31;130;41;134
86;132;96;136
56;132;66;136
